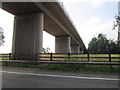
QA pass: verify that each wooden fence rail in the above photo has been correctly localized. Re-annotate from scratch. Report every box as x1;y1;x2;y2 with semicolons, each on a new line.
0;53;120;62
0;53;120;66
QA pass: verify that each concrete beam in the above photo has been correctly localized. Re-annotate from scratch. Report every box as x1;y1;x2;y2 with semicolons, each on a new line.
55;36;71;53
12;12;44;59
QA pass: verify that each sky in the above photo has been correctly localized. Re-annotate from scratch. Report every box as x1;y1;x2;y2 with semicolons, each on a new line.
0;0;119;53
62;0;118;46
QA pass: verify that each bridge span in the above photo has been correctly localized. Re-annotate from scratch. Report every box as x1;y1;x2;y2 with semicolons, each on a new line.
1;1;86;55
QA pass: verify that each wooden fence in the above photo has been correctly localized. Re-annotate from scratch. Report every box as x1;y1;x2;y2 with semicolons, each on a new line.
0;53;120;62
0;53;120;64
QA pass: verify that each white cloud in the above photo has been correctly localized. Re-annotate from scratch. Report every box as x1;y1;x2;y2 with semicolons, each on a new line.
78;17;117;48
90;0;105;7
86;17;101;26
62;0;118;3
62;0;119;8
90;0;119;7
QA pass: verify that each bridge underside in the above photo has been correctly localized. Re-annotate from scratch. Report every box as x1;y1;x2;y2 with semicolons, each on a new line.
2;2;86;57
2;2;68;36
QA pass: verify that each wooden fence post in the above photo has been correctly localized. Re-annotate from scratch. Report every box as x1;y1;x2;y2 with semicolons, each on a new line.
109;53;112;68
109;54;111;62
9;53;11;60
68;52;70;60
87;54;89;62
50;52;52;61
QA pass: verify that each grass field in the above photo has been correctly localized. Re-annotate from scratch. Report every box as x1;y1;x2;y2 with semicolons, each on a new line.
65;54;120;62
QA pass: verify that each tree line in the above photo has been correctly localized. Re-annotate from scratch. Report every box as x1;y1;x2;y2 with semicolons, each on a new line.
87;33;120;54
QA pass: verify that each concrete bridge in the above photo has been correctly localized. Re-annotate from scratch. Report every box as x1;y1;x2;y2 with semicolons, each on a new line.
1;1;86;55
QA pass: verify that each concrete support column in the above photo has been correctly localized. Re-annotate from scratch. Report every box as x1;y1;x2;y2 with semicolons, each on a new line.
71;45;80;53
80;47;84;53
55;36;71;53
12;12;44;60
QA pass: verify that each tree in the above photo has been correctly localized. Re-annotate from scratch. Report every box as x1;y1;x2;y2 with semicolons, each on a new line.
0;27;5;46
43;47;50;53
113;15;120;30
109;40;119;54
87;37;98;54
113;15;120;53
88;33;119;54
113;15;120;43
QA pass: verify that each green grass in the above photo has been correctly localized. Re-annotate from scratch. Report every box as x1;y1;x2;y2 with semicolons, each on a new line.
38;64;120;73
0;54;10;60
1;54;120;73
66;54;120;62
2;62;120;73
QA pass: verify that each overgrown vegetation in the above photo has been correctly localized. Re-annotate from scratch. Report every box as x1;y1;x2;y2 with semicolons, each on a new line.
2;62;119;73
38;64;119;72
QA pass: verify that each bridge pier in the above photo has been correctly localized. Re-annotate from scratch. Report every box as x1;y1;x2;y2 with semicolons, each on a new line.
12;12;44;59
71;45;80;53
55;36;71;53
79;47;84;53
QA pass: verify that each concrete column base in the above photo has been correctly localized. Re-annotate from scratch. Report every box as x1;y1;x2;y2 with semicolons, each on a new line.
80;47;84;53
12;12;44;60
71;45;80;53
55;36;71;53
